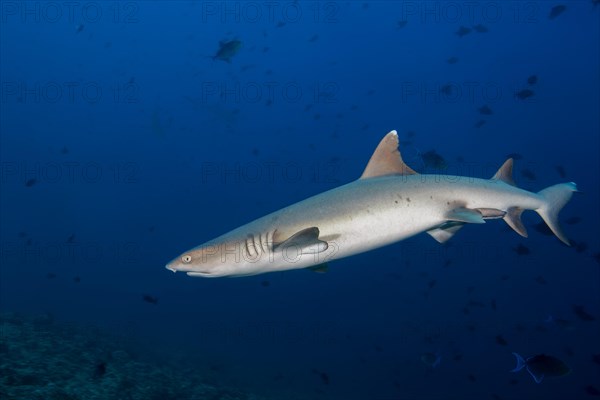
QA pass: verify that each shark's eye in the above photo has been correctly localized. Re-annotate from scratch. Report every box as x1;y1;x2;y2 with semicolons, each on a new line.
182;255;192;263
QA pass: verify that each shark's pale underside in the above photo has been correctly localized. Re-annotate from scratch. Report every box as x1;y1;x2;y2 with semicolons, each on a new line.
166;131;577;278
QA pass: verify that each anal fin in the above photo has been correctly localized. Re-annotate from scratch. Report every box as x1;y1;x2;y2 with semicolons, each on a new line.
504;207;528;238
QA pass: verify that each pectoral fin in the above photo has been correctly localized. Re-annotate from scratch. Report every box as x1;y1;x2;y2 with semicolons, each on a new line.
274;227;328;254
446;208;485;224
427;223;465;243
307;263;329;273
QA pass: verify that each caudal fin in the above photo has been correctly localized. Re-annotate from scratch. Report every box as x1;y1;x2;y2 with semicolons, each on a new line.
536;182;578;245
510;352;526;372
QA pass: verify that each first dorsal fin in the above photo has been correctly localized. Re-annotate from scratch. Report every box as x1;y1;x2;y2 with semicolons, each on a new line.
360;130;418;179
492;159;515;186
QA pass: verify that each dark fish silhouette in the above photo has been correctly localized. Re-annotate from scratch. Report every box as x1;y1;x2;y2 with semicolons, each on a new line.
67;234;76;243
478;105;493;115
585;386;600;396
456;26;472;37
142;294;158;305
73;276;81;283
496;335;508;346
447;56;459;64
308;34;319;42
94;361;107;378
25;178;37;187
572;304;595;321
511;353;570;383
212;39;242;63
513;244;530;255
533;221;554;236
397;20;408;29
440;84;454;96
521;169;536;181
527;75;538;85
421;150;447;170
421;352;441;367
516;89;535;99
261;280;270;287
555;165;567;178
473;24;488;33
549;5;566;19
535;275;547;285
474;120;486;128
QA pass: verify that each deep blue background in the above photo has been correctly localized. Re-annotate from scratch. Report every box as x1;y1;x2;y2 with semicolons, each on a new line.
1;2;599;399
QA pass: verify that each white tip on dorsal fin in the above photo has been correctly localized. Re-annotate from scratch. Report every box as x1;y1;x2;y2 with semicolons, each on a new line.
492;158;516;186
360;130;418;179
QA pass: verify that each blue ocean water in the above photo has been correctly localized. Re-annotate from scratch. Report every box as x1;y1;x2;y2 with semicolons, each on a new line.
1;1;599;399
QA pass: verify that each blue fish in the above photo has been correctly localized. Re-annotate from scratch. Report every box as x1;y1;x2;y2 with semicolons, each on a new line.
511;353;571;383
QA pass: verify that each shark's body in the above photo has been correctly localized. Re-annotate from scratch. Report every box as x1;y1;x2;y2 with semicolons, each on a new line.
166;131;577;278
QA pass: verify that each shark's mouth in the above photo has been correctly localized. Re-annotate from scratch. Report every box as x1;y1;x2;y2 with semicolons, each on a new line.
186;271;216;277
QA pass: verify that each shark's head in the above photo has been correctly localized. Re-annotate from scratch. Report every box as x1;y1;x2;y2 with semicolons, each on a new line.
165;239;264;278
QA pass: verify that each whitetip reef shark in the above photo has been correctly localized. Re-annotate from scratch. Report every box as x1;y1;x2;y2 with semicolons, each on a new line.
166;130;577;278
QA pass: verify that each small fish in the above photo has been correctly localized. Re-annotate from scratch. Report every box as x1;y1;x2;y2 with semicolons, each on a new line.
25;178;37;187
447;56;459;64
535;275;547;285
467;374;476;382
276;21;285;28
572;304;595;321
491;299;497;311
585;386;600;396
455;26;472;37
437;84;453;96
527;75;538;85
478;105;493;115
94;361;107;378
573;241;588;253
212;39;242;63
564;216;580;225
311;369;330;385
142;294;158;305
516;89;535;100
496;335;508;346
421;150;447;170
511;353;571;383
261;280;270;287
60;146;69;154
73;276;81;283
308;34;319;42
474;120;486;128
513;244;530;255
533;221;554;236
75;24;84;33
521;169;536;181
555;165;567;178
473;24;488;33
420;352;441;368
397;20;408;29
67;234;76;243
549;5;566;19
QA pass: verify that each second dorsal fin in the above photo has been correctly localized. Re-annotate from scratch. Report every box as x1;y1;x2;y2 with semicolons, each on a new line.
360;130;418;179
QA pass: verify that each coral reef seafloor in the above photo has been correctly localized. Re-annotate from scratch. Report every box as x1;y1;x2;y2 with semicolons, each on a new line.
0;313;266;400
